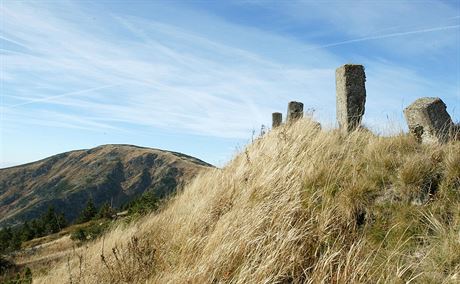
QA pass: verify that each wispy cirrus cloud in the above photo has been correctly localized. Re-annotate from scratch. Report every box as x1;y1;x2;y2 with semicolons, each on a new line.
305;24;460;51
1;1;339;139
1;0;458;167
8;84;122;108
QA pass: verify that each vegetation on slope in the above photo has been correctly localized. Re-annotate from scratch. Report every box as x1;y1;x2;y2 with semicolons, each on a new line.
0;192;163;283
0;206;66;255
0;144;211;227
37;119;459;283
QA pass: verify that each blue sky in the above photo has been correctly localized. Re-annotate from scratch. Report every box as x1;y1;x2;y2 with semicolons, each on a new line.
1;0;459;168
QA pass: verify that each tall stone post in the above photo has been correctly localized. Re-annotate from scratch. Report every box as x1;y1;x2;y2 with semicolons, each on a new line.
272;112;282;128
404;97;454;144
287;101;303;123
336;64;366;132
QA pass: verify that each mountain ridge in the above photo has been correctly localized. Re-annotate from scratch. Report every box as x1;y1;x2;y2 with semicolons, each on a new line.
0;144;211;170
0;144;212;227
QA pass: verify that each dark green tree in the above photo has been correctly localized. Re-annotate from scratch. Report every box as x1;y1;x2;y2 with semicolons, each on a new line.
20;221;34;241
78;197;97;223
10;229;22;251
96;202;114;219
43;206;60;234
127;191;159;215
0;227;13;253
37;206;67;235
70;228;87;242
0;227;21;254
0;255;14;274
30;219;44;237
55;212;67;229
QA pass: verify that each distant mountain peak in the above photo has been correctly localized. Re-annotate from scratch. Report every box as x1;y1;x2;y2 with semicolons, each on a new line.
0;145;212;227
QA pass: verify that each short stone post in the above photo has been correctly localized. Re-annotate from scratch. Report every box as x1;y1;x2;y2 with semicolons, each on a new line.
272;112;282;128
287;101;303;123
336;64;366;132
404;97;454;144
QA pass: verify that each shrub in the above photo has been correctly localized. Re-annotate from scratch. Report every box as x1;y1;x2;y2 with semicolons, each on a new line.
70;222;110;243
126;191;159;216
70;228;87;242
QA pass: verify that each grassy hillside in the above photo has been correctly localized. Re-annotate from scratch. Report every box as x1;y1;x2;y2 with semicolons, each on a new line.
0;144;211;227
36;119;459;283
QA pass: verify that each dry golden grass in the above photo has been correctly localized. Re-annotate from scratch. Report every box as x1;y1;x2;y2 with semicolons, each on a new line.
35;119;460;283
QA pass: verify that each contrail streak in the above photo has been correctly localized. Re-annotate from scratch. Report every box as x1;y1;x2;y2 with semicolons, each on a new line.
0;48;30;55
307;24;460;51
0;35;30;50
8;84;121;108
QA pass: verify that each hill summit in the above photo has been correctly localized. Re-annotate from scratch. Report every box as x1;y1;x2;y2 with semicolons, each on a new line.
0;144;211;227
37;120;460;283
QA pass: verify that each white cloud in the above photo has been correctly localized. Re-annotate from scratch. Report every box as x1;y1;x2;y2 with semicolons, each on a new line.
1;0;458;145
257;0;459;55
1;1;340;139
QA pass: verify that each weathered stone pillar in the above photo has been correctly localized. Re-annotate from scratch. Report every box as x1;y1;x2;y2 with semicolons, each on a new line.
272;112;282;128
287;101;303;123
404;97;454;144
336;64;366;132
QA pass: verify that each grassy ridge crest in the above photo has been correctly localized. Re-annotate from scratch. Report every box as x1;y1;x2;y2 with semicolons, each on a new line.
37;119;460;283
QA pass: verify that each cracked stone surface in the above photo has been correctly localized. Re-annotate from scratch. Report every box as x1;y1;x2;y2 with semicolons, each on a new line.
404;97;454;144
336;64;366;132
286;101;303;122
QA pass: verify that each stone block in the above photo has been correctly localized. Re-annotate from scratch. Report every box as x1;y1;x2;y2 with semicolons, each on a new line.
287;101;303;122
404;97;454;143
336;64;366;132
272;112;282;128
